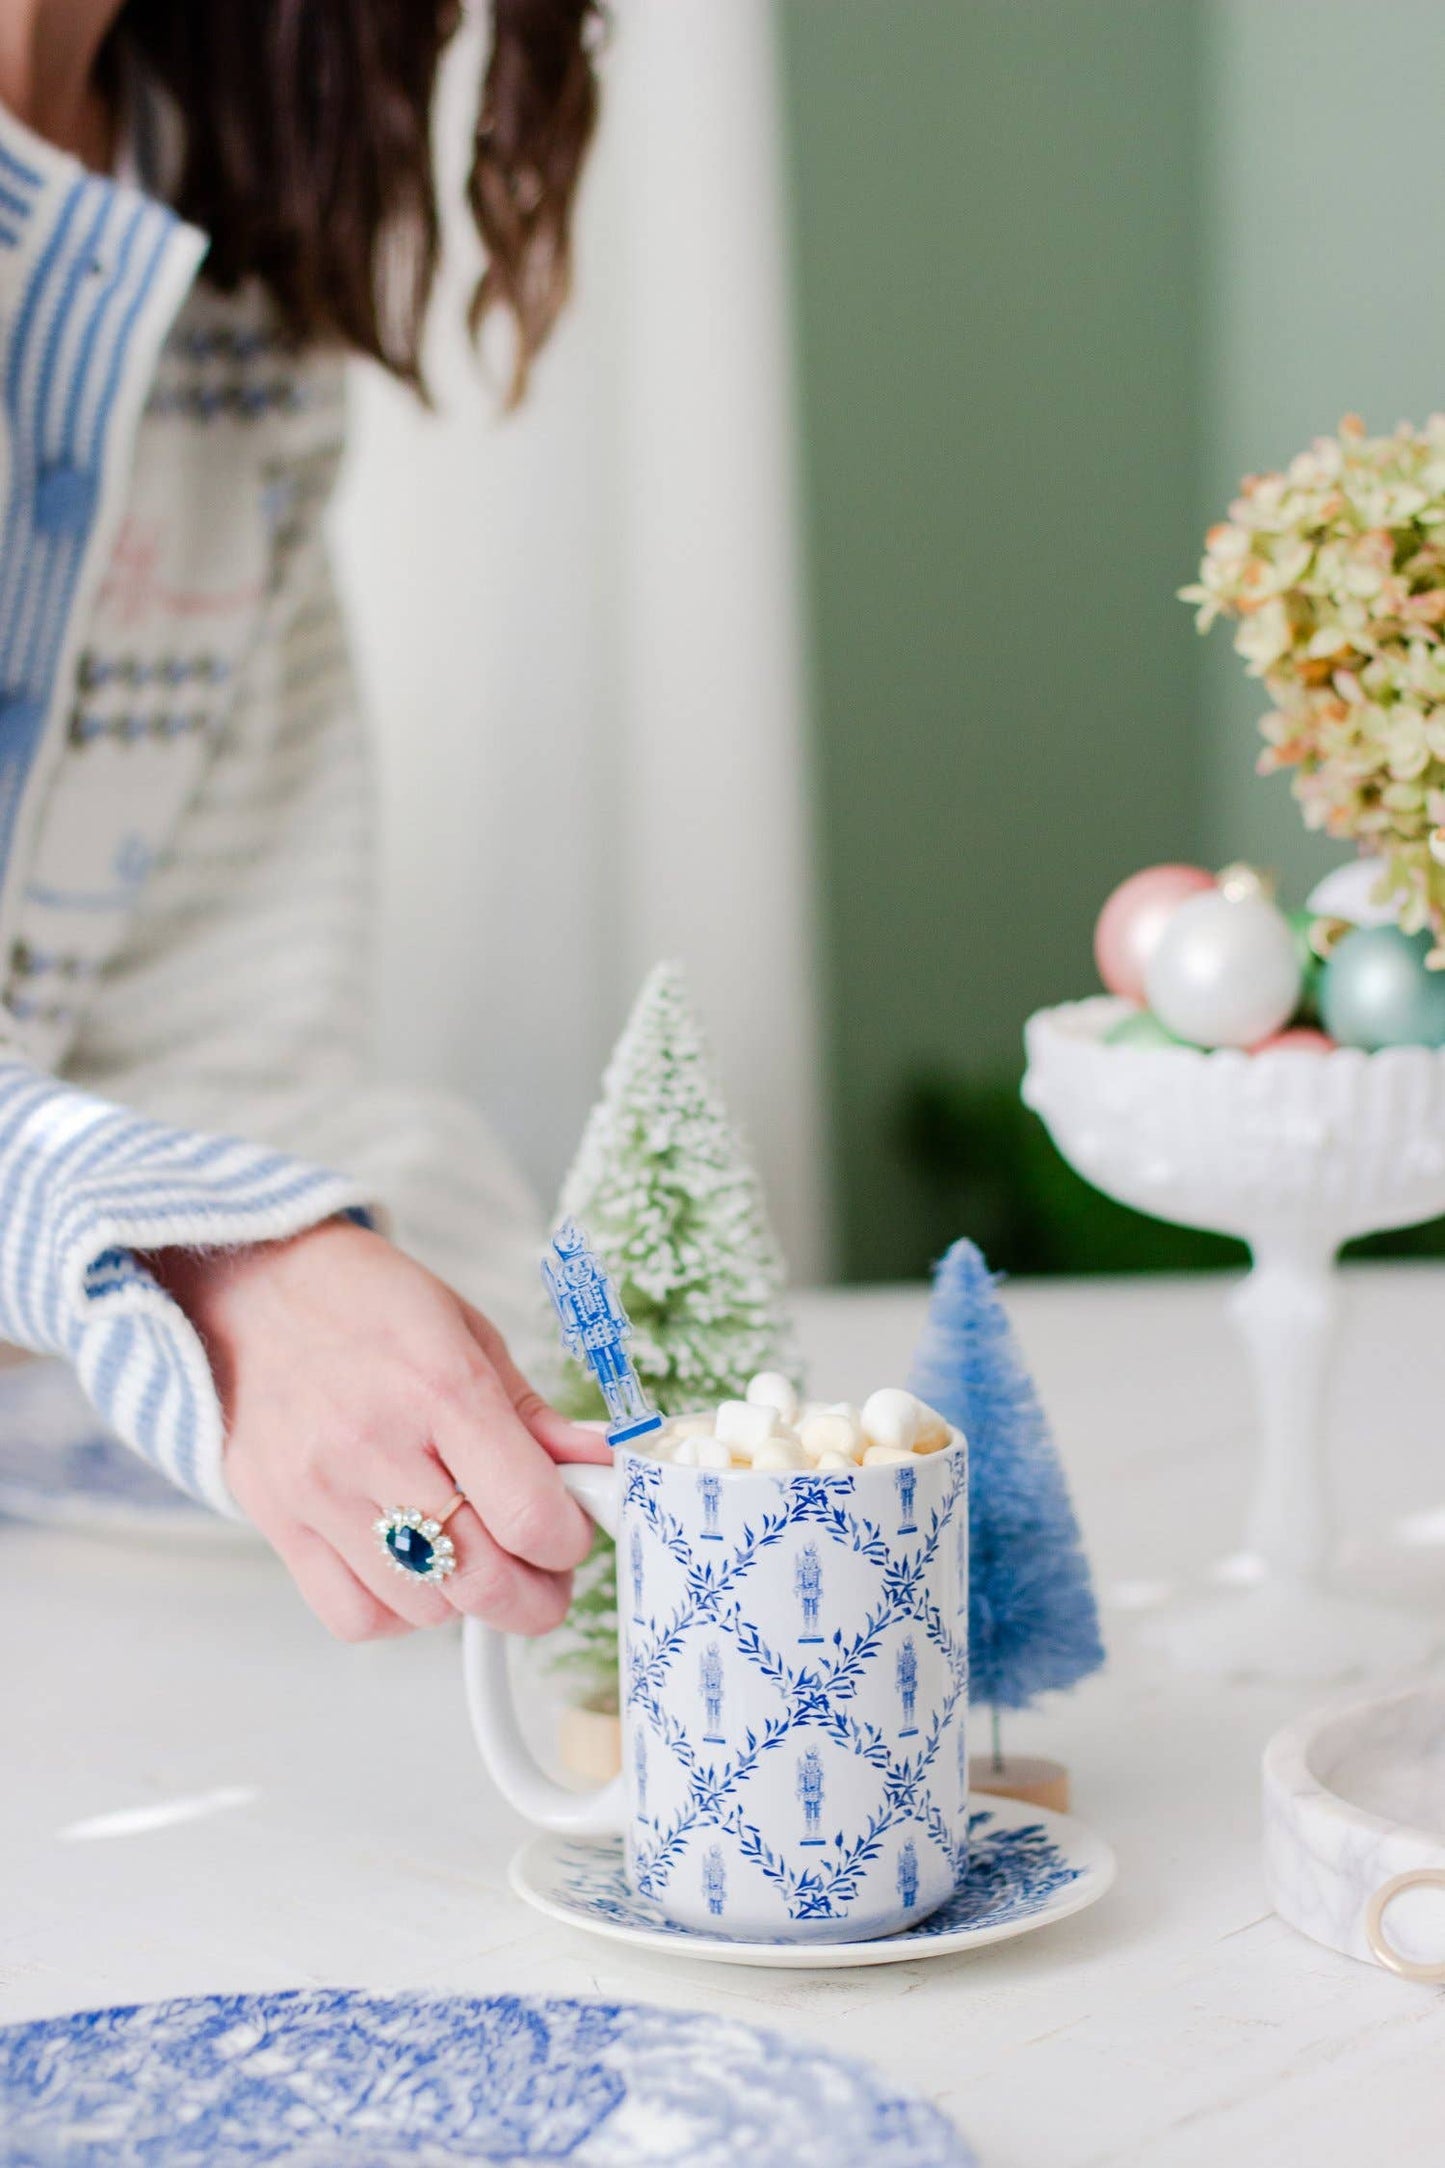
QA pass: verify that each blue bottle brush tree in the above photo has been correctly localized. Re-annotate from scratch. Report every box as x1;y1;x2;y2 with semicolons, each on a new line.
909;1238;1104;1769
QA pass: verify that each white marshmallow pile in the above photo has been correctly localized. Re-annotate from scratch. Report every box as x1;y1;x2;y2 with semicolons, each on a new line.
635;1373;959;1473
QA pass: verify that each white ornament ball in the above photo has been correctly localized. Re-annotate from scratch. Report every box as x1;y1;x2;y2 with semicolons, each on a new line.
1305;856;1395;928
861;1388;921;1455
745;1371;799;1425
1143;891;1302;1049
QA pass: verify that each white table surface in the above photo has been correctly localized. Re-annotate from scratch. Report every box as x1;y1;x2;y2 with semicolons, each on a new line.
4;1264;1445;2166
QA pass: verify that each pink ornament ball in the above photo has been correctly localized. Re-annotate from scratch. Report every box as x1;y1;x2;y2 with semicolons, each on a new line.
1094;864;1216;1002
1252;1027;1336;1053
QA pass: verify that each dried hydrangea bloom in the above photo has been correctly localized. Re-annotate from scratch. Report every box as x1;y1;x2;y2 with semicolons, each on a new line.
1181;414;1445;959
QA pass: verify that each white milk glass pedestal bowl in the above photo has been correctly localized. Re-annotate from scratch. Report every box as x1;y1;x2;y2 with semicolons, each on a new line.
1023;997;1445;1681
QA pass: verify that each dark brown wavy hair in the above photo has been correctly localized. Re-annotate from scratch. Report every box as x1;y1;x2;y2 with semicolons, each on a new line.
114;0;604;402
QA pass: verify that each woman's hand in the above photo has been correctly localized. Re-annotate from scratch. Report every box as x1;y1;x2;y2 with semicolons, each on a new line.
146;1220;609;1642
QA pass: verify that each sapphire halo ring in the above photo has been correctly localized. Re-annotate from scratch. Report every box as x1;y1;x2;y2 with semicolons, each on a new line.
374;1491;465;1583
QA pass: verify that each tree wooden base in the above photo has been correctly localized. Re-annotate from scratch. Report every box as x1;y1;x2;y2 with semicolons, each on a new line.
558;1700;622;1786
970;1754;1071;1814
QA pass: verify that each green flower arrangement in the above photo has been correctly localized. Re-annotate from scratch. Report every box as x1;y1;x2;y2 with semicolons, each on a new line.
1182;414;1445;959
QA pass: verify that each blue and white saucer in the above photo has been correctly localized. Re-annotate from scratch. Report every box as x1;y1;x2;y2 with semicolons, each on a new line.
512;1795;1115;1969
0;1357;252;1546
0;1988;975;2167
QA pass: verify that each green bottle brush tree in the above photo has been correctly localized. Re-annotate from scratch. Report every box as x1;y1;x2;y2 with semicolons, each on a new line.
547;960;798;1715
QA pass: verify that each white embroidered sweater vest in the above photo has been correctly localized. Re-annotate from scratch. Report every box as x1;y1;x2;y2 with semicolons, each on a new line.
0;101;541;1513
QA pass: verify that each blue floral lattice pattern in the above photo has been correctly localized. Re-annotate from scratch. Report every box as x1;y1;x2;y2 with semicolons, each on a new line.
619;1452;968;1931
0;1990;974;2168
549;1807;1083;1946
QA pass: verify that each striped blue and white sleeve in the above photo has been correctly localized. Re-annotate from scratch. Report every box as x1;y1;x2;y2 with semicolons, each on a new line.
0;1061;375;1515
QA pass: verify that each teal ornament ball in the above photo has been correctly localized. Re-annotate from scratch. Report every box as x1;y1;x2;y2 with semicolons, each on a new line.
1319;926;1445;1050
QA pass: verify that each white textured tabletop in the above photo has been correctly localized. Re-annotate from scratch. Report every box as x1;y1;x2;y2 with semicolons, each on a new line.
4;1266;1445;2166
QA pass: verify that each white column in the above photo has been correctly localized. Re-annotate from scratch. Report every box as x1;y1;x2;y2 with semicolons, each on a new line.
332;0;828;1277
605;0;828;1280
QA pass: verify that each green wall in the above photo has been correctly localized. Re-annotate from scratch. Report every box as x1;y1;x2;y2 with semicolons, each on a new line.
780;0;1445;1281
1198;0;1445;893
778;1;1206;1279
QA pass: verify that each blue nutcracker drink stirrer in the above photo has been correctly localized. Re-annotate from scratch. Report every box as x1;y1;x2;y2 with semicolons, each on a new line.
542;1219;664;1448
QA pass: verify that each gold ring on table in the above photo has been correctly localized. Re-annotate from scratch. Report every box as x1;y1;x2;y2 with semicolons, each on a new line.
373;1491;466;1582
1364;1867;1445;1983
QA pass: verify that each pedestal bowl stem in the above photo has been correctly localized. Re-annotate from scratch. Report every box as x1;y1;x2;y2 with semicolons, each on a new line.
1230;1237;1340;1587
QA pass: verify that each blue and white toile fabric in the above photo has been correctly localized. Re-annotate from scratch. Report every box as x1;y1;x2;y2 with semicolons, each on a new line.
0;1989;976;2167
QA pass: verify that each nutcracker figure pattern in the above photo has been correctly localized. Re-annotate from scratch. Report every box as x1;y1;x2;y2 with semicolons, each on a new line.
897;1636;920;1738
896;1463;918;1535
897;1838;920;1912
797;1748;826;1848
634;1728;649;1819
629;1527;646;1626
702;1846;728;1919
794;1542;824;1644
700;1642;726;1743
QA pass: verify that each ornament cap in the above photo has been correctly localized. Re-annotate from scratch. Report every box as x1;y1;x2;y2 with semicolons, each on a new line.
1215;860;1277;903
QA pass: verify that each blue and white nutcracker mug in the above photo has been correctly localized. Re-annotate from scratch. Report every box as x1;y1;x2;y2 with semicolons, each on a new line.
463;1438;969;1944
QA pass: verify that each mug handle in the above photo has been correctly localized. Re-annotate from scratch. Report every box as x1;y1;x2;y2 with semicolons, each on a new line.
461;1461;628;1837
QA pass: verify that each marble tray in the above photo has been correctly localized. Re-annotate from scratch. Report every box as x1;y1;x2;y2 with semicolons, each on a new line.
1264;1678;1445;1982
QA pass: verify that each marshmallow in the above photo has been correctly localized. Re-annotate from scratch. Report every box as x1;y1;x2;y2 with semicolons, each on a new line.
751;1435;809;1471
746;1371;800;1426
652;1389;949;1474
716;1400;779;1455
799;1410;861;1463
913;1403;954;1455
861;1388;921;1455
668;1412;719;1442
